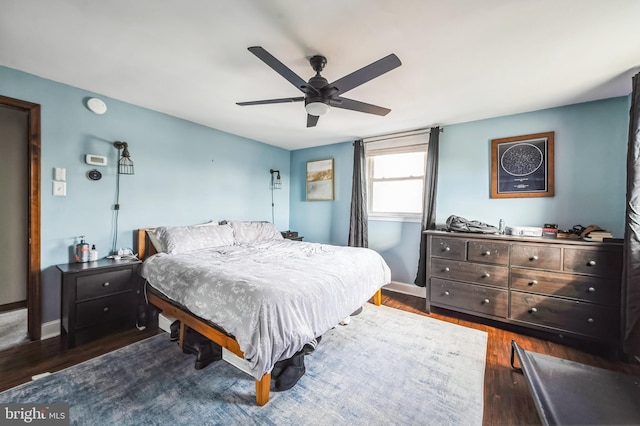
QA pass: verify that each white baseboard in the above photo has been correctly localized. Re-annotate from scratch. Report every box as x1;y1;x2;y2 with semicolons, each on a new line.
40;319;60;340
383;281;426;298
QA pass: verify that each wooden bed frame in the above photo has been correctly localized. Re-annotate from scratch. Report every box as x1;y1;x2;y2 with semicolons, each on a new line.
136;228;382;406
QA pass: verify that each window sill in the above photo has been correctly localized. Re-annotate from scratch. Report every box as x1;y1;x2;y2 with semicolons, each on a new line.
368;214;421;223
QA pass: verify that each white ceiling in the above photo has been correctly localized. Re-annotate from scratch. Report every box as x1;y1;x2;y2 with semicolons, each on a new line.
1;0;639;150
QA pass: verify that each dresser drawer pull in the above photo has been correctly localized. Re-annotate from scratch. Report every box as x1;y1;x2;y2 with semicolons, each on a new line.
588;287;596;293
444;267;450;272
484;251;491;256
483;298;490;304
588;260;597;266
529;280;538;286
103;307;109;313
444;247;451;252
587;318;594;323
530;255;539;261
444;291;450;296
530;307;538;313
102;282;110;287
482;273;491;278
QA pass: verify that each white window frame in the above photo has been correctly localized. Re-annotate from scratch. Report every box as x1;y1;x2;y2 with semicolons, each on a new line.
365;131;429;222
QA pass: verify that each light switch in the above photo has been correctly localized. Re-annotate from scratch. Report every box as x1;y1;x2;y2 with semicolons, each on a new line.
53;167;66;181
53;181;66;196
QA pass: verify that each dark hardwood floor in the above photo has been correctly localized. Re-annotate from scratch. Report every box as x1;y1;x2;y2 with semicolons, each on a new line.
1;290;639;425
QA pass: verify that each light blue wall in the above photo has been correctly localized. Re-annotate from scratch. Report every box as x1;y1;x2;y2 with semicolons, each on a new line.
437;97;628;236
289;142;422;285
0;66;290;322
290;97;629;286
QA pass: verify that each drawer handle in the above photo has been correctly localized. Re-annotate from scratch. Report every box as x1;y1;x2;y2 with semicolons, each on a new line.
444;247;451;252
483;298;490;304
588;260;597;266
484;251;491;256
444;291;450;296
530;255;539;261
482;273;491;278
102;282;110;287
588;287;596;293
103;307;109;313
444;267;450;272
530;307;538;313
529;280;538;286
587;318;594;323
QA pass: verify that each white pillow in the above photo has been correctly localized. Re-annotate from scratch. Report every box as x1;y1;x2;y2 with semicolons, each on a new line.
148;221;218;252
152;224;234;254
229;221;284;245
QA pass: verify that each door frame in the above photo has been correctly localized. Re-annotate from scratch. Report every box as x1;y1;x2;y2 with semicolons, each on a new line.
0;94;41;340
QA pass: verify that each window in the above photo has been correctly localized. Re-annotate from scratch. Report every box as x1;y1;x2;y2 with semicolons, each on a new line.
365;131;428;220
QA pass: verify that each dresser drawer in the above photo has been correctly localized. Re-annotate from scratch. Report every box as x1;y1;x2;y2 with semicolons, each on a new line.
510;291;617;340
563;248;623;278
431;278;507;318
511;245;561;271
511;268;619;305
431;258;509;288
76;269;133;301
430;237;466;260
467;241;509;265
75;292;134;328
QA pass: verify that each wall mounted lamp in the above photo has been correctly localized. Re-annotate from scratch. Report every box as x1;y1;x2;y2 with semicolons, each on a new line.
114;141;134;175
270;169;282;189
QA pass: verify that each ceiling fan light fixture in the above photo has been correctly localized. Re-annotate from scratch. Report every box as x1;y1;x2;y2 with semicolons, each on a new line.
305;100;330;116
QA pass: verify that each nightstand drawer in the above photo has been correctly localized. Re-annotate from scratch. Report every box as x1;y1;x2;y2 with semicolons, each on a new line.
431;258;509;288
431;278;507;318
75;293;135;328
77;269;133;301
430;237;466;260
510;291;617;340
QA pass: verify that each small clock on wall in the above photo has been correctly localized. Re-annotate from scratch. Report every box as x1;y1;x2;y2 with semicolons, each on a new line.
87;169;102;181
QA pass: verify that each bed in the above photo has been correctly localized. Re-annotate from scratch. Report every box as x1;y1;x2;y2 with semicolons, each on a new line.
136;221;391;405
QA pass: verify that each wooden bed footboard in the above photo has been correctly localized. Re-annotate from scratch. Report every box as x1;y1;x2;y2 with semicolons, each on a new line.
146;291;272;406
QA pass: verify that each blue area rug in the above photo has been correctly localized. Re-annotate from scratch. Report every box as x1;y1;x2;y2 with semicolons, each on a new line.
0;304;487;425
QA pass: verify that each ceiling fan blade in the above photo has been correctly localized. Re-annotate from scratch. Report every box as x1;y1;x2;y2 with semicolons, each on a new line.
307;114;319;128
330;97;391;116
248;46;317;93
328;54;401;95
237;97;304;106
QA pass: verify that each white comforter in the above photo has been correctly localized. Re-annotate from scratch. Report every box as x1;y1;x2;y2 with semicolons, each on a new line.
140;239;391;379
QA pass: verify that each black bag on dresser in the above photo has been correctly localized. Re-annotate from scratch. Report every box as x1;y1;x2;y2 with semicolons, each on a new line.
446;215;499;234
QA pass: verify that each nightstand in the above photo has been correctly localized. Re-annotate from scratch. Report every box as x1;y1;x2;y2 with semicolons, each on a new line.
57;258;142;348
281;231;303;241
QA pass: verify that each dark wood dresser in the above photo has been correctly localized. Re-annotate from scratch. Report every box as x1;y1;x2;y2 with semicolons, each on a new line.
57;258;142;347
425;231;623;345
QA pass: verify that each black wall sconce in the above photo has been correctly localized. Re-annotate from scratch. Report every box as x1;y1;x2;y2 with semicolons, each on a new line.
114;141;134;175
270;169;282;189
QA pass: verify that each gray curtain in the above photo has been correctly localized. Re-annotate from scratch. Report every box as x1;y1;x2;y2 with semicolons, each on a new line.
414;127;440;286
349;139;368;248
623;72;640;358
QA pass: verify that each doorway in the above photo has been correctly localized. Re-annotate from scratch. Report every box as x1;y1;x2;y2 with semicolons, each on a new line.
0;94;41;348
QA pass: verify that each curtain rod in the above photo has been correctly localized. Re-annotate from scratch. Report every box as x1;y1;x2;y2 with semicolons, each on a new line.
361;126;443;144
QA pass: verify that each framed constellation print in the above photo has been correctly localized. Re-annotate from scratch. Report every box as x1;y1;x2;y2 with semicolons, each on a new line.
490;131;554;198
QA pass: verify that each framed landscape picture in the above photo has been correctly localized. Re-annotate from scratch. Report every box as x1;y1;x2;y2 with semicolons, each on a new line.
490;131;554;198
306;158;334;201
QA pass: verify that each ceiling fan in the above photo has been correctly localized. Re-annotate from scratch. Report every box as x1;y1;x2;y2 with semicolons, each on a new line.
236;46;402;128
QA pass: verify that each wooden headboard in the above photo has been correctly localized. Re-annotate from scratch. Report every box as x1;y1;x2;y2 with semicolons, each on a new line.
136;228;158;260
